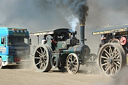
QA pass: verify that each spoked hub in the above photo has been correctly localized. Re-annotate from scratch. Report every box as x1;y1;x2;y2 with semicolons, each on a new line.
99;43;126;77
108;57;114;64
66;53;79;74
34;45;52;72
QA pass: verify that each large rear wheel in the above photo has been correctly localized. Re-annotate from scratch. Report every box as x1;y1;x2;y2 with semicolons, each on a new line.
33;44;52;72
98;43;126;77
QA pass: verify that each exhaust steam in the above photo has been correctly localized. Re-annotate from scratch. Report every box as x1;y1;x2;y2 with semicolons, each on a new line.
65;15;79;32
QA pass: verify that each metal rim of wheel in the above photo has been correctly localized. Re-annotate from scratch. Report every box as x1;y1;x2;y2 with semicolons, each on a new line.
66;53;80;74
34;44;52;72
0;58;2;69
98;43;126;77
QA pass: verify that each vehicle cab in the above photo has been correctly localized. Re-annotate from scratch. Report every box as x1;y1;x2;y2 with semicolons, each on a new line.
0;27;30;67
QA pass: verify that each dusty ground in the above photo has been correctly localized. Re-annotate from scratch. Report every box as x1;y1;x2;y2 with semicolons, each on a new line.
0;65;112;85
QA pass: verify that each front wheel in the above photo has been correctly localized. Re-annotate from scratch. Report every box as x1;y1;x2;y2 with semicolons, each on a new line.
98;43;126;77
66;53;80;74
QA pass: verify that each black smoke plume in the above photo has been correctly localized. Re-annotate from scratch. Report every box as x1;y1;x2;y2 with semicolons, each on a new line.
44;0;89;24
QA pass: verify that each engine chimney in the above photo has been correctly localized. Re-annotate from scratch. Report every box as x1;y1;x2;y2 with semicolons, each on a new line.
80;23;85;45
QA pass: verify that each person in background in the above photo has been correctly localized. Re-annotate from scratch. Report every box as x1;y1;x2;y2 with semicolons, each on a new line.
100;33;112;47
42;35;47;44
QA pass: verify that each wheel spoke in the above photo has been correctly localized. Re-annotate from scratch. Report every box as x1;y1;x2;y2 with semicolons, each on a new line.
67;64;71;68
105;64;111;73
114;62;120;68
113;51;119;58
105;53;110;58
109;46;113;55
114;67;116;73
117;62;121;65
69;56;73;61
73;62;77;66
101;63;108;67
101;56;108;59
36;60;42;66
116;55;120;59
113;63;118;74
114;54;120;59
68;61;71;64
109;65;114;75
114;59;120;62
38;48;47;58
104;49;111;57
40;63;43;69
110;67;114;75
73;57;76;62
104;63;110;71
73;59;77;64
104;60;108;62
35;57;41;59
43;56;47;60
40;47;44;54
43;50;46;56
43;53;47;57
112;67;115;74
37;48;46;57
36;50;43;56
112;48;116;57
115;64;118;71
43;57;47;62
71;56;75;61
43;62;46;66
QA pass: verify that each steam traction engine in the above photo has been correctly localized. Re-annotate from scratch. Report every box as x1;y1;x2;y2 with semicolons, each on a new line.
93;25;128;77
31;25;96;74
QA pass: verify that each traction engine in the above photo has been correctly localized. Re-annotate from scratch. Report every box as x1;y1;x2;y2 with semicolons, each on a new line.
31;25;97;74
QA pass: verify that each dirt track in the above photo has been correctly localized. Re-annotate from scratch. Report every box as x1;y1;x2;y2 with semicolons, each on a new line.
0;66;111;85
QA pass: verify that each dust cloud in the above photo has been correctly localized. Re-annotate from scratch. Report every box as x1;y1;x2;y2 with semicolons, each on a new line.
95;67;128;85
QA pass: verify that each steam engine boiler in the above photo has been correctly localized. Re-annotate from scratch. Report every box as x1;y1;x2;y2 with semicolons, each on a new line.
31;24;96;74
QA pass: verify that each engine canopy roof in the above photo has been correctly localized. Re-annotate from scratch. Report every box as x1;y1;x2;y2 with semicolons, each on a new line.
30;28;74;36
93;25;128;35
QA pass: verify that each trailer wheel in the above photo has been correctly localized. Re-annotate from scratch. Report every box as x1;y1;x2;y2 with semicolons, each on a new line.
98;43;126;77
66;53;80;74
33;44;52;72
0;58;2;69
